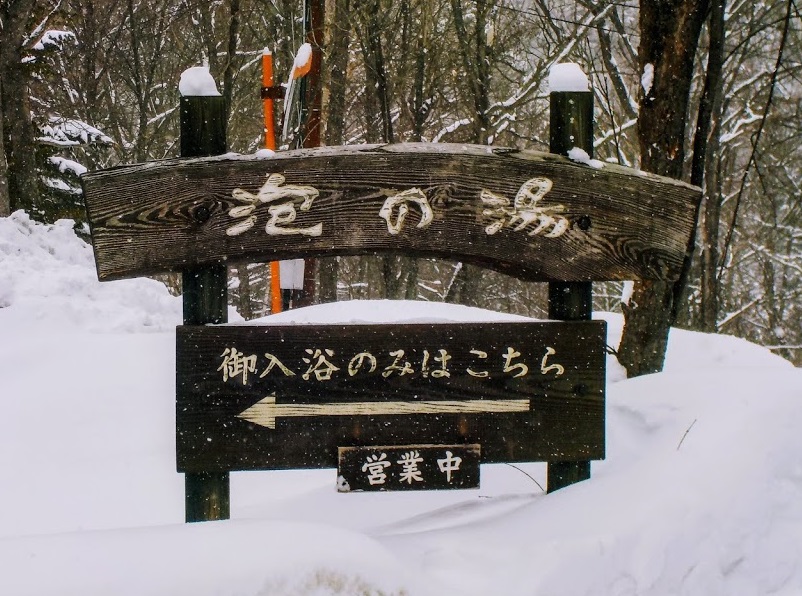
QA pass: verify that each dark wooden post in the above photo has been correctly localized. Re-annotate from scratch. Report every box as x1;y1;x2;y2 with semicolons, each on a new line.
180;94;231;521
547;76;594;493
297;0;325;308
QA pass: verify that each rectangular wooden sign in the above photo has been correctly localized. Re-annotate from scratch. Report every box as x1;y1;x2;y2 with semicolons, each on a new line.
337;444;481;492
83;143;701;283
176;321;606;472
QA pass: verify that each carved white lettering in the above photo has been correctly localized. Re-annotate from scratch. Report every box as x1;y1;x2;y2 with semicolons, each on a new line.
379;188;434;235
481;177;568;238
227;173;322;237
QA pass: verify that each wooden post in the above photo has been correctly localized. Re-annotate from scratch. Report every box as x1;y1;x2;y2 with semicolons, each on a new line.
298;0;325;308
180;94;231;521
547;76;594;493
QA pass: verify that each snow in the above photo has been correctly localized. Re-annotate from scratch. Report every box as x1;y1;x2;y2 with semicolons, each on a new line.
33;29;76;51
433;118;472;142
179;66;221;97
620;280;634;306
48;155;88;176
294;42;313;71
42;176;79;193
278;258;305;290
1;213;801;595
38;117;113;147
641;63;655;97
243;298;533;327
548;63;590;93
280;44;314;144
567;146;604;169
253;148;276;158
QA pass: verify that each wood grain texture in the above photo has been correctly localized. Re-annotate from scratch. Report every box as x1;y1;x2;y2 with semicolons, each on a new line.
82;143;701;282
175;321;606;472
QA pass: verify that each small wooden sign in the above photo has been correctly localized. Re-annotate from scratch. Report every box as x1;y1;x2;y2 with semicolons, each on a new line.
176;321;606;472
82;143;701;283
338;444;481;492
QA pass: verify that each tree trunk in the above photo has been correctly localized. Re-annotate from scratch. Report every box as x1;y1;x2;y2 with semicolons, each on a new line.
699;143;723;332
445;263;481;306
618;0;710;377
318;0;352;304
325;0;351;146
0;80;10;217
357;0;393;143
357;0;421;299
445;0;495;304
235;264;253;319
688;0;726;332
222;0;241;121
0;0;39;214
450;0;492;143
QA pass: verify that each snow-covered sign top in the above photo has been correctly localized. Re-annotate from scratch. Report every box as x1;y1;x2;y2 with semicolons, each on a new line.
178;66;221;97
548;63;590;92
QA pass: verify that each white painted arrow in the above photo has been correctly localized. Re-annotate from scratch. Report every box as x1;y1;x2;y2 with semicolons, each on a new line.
237;395;531;429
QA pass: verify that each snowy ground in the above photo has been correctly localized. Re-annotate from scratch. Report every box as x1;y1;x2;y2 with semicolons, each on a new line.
1;210;801;595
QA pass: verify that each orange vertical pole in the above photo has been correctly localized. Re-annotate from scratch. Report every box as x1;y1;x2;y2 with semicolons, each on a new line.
262;49;276;151
262;48;282;314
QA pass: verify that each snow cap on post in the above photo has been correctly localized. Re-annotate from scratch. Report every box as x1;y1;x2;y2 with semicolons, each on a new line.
292;43;313;78
179;66;221;97
548;63;590;93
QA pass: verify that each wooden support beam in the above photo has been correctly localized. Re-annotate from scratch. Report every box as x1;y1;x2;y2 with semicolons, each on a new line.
547;83;595;494
179;94;231;522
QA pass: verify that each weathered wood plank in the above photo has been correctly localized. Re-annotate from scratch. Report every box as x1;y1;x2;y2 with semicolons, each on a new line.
82;143;701;282
175;321;606;472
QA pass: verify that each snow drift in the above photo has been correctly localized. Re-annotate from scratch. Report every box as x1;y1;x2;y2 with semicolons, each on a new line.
0;212;800;595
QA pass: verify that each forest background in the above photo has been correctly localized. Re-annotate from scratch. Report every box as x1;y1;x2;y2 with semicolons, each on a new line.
0;0;800;371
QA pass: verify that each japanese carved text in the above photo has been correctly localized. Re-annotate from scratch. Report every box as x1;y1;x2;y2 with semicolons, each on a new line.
217;344;565;385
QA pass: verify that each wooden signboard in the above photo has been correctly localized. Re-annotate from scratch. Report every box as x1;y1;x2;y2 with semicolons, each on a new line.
176;321;606;473
82;143;701;283
83;138;701;507
337;444;481;492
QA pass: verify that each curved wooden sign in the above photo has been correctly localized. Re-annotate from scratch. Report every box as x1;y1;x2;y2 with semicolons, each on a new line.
82;143;701;282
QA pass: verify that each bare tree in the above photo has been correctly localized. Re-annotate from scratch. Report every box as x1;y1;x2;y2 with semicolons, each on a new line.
0;0;40;213
617;0;711;377
0;89;9;216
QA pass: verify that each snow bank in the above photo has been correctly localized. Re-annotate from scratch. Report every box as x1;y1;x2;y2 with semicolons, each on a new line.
0;210;181;333
1;521;412;596
1;211;801;595
243;298;534;326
